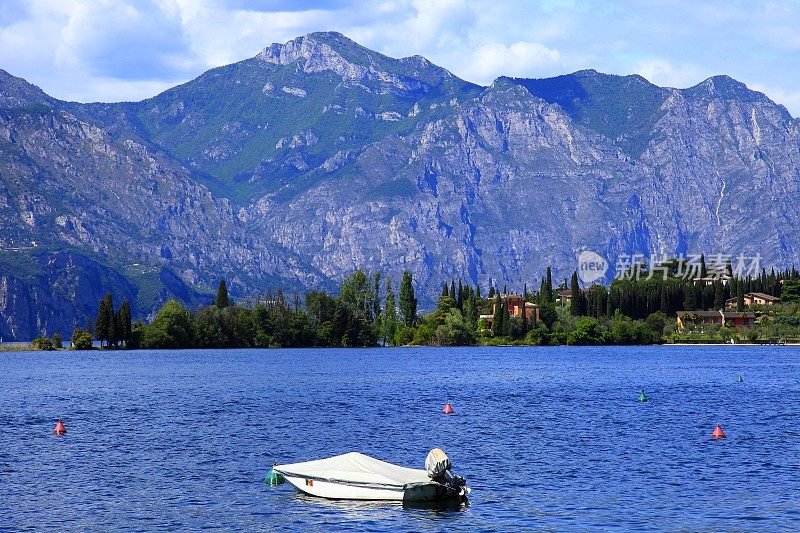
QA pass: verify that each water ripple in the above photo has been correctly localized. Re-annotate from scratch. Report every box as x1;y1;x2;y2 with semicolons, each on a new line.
1;346;799;530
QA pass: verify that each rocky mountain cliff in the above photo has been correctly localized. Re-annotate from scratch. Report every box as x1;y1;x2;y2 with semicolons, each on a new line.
1;32;799;339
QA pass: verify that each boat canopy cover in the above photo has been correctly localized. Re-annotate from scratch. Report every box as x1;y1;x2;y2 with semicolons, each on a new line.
274;452;431;487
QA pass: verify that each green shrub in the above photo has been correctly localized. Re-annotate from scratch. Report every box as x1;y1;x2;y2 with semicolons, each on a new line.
141;300;194;349
526;324;550;345
566;317;603;345
71;329;93;350
32;337;55;351
394;325;415;346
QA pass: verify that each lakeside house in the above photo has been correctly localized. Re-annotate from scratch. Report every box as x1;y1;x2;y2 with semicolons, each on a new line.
557;289;572;306
724;292;779;309
695;275;731;286
480;294;540;328
676;310;756;330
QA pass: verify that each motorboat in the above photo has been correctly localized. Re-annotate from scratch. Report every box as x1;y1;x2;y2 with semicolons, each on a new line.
273;448;469;502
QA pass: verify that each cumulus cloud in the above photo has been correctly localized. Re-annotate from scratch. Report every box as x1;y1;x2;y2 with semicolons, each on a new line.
455;41;561;84
629;58;706;89
56;1;192;79
0;0;196;101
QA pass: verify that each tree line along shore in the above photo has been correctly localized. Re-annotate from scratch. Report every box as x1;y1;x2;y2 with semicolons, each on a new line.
7;259;800;351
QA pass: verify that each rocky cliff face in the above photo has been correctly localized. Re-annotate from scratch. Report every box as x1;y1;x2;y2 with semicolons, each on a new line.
252;80;646;292
1;32;799;338
0;252;136;340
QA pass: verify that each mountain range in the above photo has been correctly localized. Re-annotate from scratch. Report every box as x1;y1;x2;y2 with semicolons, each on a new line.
2;31;799;340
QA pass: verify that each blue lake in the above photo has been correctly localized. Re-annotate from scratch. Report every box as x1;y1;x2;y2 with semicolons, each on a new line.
1;346;799;531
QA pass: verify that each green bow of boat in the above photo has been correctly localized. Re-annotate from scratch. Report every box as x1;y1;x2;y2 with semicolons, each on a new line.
265;466;285;485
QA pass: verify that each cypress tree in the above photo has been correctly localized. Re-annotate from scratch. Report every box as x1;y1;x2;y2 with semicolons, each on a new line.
110;308;119;348
488;286;495;298
442;282;449;298
450;280;456;303
491;294;503;336
399;271;417;327
736;281;745;311
569;272;581;316
580;289;588;315
383;276;397;346
466;293;479;330
713;281;725;310
102;293;115;348
372;272;382;321
501;298;511;336
95;295;110;347
119;300;132;347
456;279;464;312
539;267;555;304
216;280;230;309
687;281;697;310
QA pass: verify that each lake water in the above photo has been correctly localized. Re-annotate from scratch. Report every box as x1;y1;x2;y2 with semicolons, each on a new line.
1;346;799;531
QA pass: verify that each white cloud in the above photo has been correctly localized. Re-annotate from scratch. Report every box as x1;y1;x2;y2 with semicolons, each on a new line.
56;1;191;78
166;1;334;66
0;0;197;101
629;58;706;89
57;77;183;104
403;0;475;50
454;41;561;84
0;0;799;116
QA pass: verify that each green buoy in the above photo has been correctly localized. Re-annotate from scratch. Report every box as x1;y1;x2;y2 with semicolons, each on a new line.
638;390;648;402
265;465;285;485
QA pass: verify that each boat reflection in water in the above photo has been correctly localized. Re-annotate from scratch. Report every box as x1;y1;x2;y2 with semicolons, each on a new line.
292;491;468;520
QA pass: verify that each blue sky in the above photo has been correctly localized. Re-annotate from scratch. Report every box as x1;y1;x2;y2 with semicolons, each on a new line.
1;0;799;115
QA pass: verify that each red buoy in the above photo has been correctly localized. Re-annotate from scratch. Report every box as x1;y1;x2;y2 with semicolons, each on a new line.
711;424;726;439
443;402;454;415
53;419;66;435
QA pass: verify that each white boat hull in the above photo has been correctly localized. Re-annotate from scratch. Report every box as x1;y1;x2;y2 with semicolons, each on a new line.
280;474;455;502
273;451;468;502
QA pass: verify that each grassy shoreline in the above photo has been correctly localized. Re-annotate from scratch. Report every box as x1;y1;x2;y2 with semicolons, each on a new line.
0;344;38;352
4;341;800;351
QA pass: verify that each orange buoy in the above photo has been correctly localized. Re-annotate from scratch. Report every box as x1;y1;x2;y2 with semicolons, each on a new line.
53;419;66;435
711;424;726;439
443;401;454;415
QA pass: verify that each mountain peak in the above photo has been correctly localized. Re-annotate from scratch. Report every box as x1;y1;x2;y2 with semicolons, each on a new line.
257;31;399;90
0;69;53;109
501;69;669;157
256;32;470;95
257;31;409;72
570;69;655;86
257;32;343;66
701;74;746;91
683;75;772;105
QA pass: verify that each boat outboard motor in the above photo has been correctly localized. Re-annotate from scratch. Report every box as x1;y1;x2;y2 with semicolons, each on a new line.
425;448;469;498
